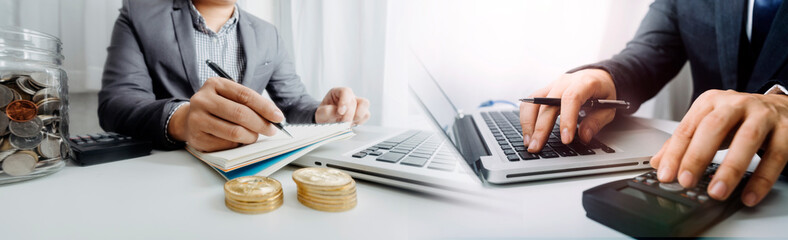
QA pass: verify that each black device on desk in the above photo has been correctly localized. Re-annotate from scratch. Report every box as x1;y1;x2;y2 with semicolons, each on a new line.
68;132;153;166
582;163;750;237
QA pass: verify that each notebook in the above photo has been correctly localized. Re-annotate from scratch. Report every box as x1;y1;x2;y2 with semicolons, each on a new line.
210;138;350;180
186;122;354;172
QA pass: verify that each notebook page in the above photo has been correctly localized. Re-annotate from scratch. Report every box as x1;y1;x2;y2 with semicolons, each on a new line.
203;122;351;162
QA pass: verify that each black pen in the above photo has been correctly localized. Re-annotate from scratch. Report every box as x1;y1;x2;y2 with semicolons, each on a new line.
206;59;293;138
519;98;631;110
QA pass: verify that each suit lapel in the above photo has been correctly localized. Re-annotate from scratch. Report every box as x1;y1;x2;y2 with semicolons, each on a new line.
748;2;788;91
171;0;201;92
715;1;745;90
238;11;258;88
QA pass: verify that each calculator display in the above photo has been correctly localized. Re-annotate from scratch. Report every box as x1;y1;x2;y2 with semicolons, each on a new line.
619;186;691;214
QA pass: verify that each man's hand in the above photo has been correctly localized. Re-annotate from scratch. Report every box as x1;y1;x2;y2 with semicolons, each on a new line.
519;69;618;153
651;90;788;206
168;78;285;152
315;87;370;125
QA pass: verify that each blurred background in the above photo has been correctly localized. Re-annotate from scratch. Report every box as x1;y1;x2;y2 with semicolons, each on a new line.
0;0;693;134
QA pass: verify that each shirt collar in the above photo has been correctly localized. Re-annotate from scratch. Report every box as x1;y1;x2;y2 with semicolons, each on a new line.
189;1;239;34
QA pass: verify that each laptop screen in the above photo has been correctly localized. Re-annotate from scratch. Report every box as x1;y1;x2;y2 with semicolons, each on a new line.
407;52;462;146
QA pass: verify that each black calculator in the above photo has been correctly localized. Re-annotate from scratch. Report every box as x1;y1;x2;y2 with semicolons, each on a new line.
68;132;152;166
582;163;750;237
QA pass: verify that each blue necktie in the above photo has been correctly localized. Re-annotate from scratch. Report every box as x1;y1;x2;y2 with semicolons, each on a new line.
752;0;783;54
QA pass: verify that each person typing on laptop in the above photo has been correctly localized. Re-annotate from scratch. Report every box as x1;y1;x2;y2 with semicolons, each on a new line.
98;0;370;152
520;0;787;207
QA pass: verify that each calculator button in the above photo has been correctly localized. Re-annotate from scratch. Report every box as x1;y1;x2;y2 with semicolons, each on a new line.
698;195;709;203
645;179;657;186
659;182;685;192
686;191;698;198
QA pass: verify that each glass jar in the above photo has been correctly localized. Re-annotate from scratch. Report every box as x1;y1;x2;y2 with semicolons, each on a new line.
0;26;69;184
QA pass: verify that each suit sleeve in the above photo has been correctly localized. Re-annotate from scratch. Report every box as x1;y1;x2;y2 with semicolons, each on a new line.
98;1;187;150
265;28;320;124
569;0;687;113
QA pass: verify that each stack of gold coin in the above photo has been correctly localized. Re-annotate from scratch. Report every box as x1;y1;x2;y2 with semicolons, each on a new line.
293;167;357;212
223;176;283;214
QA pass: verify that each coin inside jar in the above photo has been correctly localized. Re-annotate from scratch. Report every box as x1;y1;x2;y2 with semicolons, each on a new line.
0;149;16;163
0;73;13;83
6;100;37;122
38;115;55;125
26;74;50;89
11;89;21;101
36;98;61;116
59;140;70;159
32;88;57;103
0;136;12;151
37;133;61;159
0;113;9;136
10;132;43;149
9;117;43;138
15;76;38;95
0;85;14;108
1;151;38;176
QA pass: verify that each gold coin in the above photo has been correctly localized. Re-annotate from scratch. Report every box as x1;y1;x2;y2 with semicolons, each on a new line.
224;176;282;202
225;196;283;208
225;198;283;214
297;192;356;205
296;180;356;196
225;191;283;206
298;184;356;198
297;195;357;212
225;198;282;209
292;167;352;188
298;189;356;201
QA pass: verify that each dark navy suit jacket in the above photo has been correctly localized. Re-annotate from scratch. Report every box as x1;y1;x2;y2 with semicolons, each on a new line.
573;0;787;175
575;0;787;112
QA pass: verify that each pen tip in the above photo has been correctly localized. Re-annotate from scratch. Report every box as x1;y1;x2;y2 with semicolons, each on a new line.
282;130;294;138
519;98;534;102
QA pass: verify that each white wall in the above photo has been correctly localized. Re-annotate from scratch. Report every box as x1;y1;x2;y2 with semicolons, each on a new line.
0;0;692;125
399;0;691;121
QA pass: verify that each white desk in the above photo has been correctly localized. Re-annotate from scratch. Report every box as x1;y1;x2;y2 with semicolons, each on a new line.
1;118;786;239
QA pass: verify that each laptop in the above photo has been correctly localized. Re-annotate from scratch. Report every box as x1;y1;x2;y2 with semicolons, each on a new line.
293;52;671;192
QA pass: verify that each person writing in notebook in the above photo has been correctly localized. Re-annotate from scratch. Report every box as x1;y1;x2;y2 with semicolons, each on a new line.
98;0;370;152
520;0;787;207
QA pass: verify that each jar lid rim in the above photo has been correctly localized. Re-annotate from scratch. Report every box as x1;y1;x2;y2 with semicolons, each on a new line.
0;26;60;42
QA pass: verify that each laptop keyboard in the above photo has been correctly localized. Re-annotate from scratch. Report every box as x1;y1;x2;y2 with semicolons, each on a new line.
351;110;616;168
351;131;460;172
481;111;615;161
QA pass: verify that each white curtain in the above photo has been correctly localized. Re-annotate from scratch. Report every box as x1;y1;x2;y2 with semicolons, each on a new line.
0;0;122;93
262;0;692;127
283;0;393;126
1;0;692;126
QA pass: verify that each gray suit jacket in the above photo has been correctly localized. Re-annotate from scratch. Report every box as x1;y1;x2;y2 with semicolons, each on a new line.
574;0;788;113
98;0;319;150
